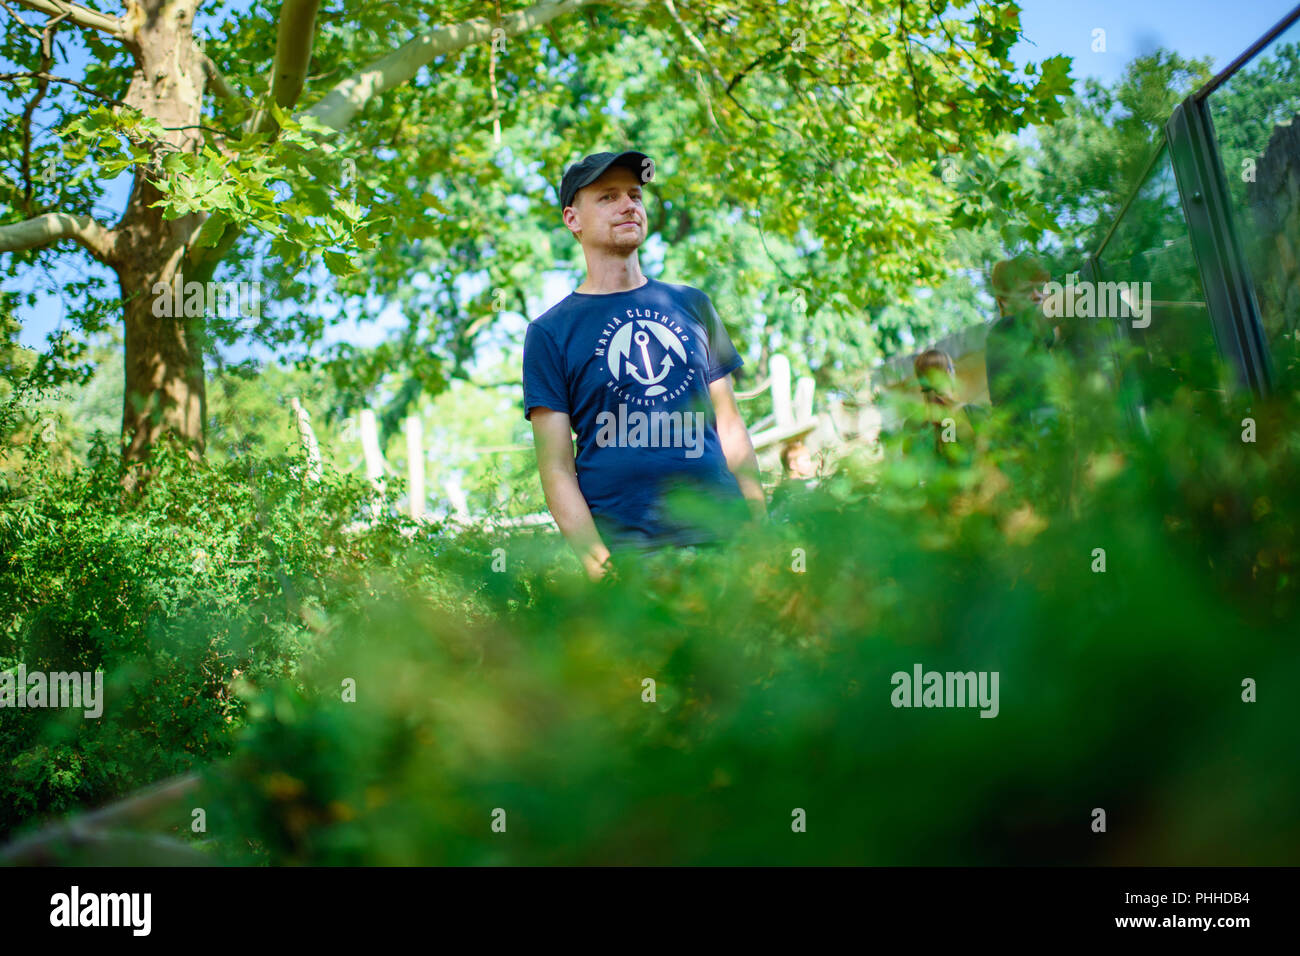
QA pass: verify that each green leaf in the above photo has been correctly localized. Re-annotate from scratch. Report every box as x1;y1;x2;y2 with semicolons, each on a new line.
323;251;359;276
191;215;227;250
336;199;364;223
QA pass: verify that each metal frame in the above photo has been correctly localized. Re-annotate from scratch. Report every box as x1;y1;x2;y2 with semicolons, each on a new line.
1092;140;1167;262
1165;96;1273;394
1086;5;1300;400
1194;3;1300;100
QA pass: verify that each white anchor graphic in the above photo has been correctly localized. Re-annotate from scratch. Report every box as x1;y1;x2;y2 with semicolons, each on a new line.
629;329;673;386
605;320;689;398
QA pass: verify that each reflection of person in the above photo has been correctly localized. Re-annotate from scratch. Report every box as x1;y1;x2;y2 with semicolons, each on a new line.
900;349;975;463
770;437;821;516
523;151;766;582
984;256;1059;426
780;439;817;480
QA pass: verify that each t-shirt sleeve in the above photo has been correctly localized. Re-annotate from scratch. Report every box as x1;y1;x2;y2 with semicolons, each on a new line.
699;291;743;382
522;321;569;421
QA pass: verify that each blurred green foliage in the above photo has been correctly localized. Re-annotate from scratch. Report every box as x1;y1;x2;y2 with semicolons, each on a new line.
11;354;1295;863
189;370;1299;865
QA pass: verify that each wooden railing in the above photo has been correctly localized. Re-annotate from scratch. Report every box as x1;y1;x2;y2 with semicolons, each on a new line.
293;351;821;531
734;353;819;452
0;772;207;866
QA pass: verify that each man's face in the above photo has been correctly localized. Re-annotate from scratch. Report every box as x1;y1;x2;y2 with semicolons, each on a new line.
563;165;646;252
918;364;954;395
996;273;1049;318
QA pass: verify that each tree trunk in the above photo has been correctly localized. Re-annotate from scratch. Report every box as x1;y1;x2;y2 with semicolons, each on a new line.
119;260;206;463
117;1;207;463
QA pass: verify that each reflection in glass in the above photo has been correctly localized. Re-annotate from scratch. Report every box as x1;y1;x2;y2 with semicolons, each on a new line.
1207;25;1300;378
1097;146;1222;404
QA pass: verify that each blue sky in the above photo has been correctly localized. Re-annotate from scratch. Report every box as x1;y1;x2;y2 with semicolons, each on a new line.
8;0;1300;357
1013;0;1297;87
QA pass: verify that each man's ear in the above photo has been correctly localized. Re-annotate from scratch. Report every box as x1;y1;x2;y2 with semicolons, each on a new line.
563;204;581;239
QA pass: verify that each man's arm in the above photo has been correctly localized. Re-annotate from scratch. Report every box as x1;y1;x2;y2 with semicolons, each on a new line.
709;374;767;521
530;406;612;580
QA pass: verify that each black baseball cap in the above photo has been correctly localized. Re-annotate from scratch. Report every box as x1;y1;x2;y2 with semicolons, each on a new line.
559;150;655;210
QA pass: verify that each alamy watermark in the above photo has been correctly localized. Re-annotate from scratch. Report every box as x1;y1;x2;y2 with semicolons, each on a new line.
0;666;103;718
50;886;150;936
891;663;999;718
1041;276;1152;329
151;270;261;321
594;404;707;459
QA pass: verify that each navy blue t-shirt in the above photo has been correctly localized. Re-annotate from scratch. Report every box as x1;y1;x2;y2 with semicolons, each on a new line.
522;276;749;552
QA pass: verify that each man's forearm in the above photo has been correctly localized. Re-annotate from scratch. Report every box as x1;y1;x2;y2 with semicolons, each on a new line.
539;468;611;572
719;421;767;519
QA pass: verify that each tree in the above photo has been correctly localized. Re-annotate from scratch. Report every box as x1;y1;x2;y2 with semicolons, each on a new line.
1;0;1071;463
1027;49;1214;271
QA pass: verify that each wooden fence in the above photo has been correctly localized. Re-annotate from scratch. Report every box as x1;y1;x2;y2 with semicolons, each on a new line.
315;351;824;531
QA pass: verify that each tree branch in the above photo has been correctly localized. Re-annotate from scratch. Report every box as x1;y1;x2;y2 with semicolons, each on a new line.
17;10;67;214
0;211;115;260
662;0;727;88
899;0;932;132
725;48;775;97
247;0;321;134
185;215;242;281
0;70;122;104
0;773;202;866
303;0;604;132
0;0;43;39
190;0;604;289
200;52;235;100
11;0;124;39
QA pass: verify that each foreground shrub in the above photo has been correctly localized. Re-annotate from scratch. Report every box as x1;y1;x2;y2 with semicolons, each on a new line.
191;381;1300;864
0;432;427;837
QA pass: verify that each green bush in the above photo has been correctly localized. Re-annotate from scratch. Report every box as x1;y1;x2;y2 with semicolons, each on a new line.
195;376;1300;865
0;425;427;838
4;363;1298;864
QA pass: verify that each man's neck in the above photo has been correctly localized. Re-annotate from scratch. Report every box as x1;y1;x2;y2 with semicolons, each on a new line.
576;255;646;295
1000;305;1057;337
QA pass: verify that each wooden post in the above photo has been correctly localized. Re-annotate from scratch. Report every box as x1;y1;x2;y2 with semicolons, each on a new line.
793;375;815;423
770;353;794;428
358;409;384;488
289;397;323;484
405;413;425;521
358;409;386;518
444;470;470;521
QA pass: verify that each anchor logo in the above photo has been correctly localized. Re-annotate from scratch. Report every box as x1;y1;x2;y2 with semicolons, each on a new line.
606;319;689;398
629;329;672;386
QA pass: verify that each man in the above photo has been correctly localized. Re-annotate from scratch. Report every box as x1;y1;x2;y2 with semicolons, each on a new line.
983;255;1058;427
899;348;976;464
769;437;821;520
523;150;766;581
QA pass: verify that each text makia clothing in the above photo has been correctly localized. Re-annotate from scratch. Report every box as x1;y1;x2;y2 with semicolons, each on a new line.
523;277;749;552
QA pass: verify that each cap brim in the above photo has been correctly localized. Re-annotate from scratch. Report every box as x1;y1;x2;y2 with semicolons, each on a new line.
567;151;653;205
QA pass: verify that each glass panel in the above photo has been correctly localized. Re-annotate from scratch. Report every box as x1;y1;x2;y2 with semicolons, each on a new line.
1096;145;1222;404
1206;19;1300;381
